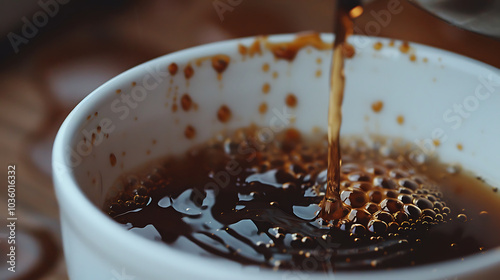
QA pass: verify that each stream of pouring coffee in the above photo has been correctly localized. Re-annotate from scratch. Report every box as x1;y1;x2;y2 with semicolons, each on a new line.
319;0;363;222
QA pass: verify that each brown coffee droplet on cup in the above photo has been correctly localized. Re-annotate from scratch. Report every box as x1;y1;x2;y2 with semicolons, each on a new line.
168;63;178;76
373;42;383;51
184;64;194;79
342;43;356;58
372;101;384;113
181;94;192;111
184;125;196;139
212;55;230;73
217;105;232;123
262;83;270;94
285;94;298;108
238;44;248;56
110;153;117;167
399;41;410;53
397;115;404;125
259;102;268;114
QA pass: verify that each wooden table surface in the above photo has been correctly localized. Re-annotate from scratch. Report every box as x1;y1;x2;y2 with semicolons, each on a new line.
0;0;498;279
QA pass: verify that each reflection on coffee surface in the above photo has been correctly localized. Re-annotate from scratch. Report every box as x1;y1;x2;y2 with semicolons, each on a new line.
105;127;500;271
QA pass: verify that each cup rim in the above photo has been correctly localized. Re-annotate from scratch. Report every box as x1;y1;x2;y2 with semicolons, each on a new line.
52;33;500;279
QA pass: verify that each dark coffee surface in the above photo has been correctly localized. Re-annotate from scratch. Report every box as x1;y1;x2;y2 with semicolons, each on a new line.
105;128;500;271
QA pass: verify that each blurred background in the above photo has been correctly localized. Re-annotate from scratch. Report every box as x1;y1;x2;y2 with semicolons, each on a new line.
0;0;498;279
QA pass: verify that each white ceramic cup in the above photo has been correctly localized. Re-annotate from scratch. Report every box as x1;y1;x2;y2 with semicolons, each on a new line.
52;34;500;280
